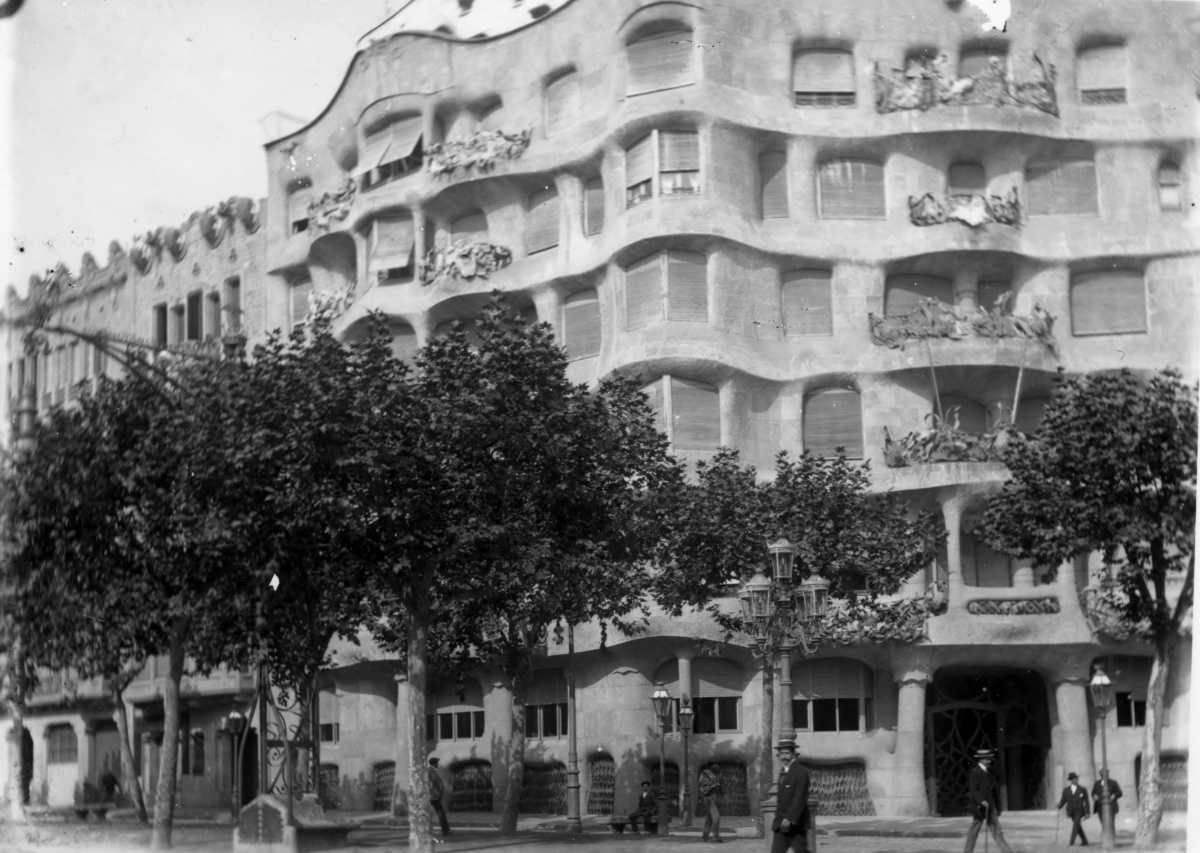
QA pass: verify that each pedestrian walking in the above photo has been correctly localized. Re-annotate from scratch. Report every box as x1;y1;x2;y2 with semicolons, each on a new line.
962;749;1013;853
698;764;723;843
628;781;658;833
770;738;811;853
1091;769;1123;824
428;757;451;836
1056;771;1091;846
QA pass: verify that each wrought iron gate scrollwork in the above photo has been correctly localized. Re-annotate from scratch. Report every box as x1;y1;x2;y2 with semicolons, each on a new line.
260;666;320;812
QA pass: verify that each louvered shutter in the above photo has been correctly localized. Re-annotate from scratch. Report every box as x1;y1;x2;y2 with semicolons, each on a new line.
939;395;988;433
389;324;419;361
450;211;488;243
625;255;663;329
1069;270;1146;335
804;387;863;458
1077;45;1126;93
781;269;832;335
759;151;789;219
641;377;667;435
805;660;839;699
626;135;654;190
583;178;605;235
793;49;855;94
545;71;580;134
694;659;741;698
671;377;719;450
626;29;694;95
1014;396;1048;433
666;251;707;322
884;274;953;316
1025;160;1098;215
563;291;601;360
525;188;560;254
976;280;1011;313
659;131;700;171
958;48;1006;78
371;217;415;269
835;661;869;698
290;280;313;327
359;115;422;176
948;162;987;194
818;160;885;219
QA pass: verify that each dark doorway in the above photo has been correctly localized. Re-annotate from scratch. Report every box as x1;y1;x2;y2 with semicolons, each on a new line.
19;727;32;804
240;730;258;806
926;668;1050;815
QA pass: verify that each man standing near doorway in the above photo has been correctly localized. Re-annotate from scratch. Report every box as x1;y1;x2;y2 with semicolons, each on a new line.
1057;771;1091;846
963;749;1013;853
770;738;811;853
428;757;451;837
698;763;722;843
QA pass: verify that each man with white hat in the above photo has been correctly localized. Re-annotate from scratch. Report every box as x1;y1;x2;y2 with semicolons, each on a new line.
963;748;1012;853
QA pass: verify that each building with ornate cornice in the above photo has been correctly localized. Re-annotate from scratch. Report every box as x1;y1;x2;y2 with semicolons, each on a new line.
3;0;1195;825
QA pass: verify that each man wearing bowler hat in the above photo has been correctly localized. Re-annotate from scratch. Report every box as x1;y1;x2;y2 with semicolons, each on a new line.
1057;771;1091;845
963;748;1012;853
770;738;811;853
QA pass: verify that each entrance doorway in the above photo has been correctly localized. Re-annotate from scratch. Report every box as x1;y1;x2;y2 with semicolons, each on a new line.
926;668;1050;815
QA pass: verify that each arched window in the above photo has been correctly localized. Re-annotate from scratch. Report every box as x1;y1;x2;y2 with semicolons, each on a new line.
792;48;856;107
450;210;488;244
759;150;789;219
817;159;885;219
1069;269;1146;335
1076;42;1128;104
947;161;987;195
781;270;832;335
791;659;874;732
544;69;580;135
287;180;313;235
373;762;395;811
642;375;720;452
884;274;953;317
562;291;601;361
626;24;694;95
803;387;863;458
1025;159;1098;215
1158;160;1183;211
359;114;424;189
525;187;560;254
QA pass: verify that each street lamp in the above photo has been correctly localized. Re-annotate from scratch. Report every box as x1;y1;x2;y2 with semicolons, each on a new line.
1089;665;1116;851
225;711;247;818
651;686;672;837
678;700;694;827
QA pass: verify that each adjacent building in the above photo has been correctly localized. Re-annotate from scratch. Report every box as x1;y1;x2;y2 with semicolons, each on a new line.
3;0;1195;824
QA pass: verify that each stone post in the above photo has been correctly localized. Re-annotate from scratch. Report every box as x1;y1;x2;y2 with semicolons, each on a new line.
941;494;966;610
393;673;410;815
489;680;514;813
890;652;932;816
1051;673;1097;789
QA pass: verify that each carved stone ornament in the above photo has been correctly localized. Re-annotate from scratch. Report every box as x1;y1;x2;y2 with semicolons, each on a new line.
874;52;1058;116
162;227;187;262
869;295;1056;352
307;179;357;231
420;241;513;285
966;597;1061;615
908;187;1021;227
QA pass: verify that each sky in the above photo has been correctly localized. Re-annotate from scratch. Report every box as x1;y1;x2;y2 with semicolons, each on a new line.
1;0;390;296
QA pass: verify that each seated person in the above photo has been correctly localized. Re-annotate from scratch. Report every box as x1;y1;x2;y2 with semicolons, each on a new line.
627;781;657;832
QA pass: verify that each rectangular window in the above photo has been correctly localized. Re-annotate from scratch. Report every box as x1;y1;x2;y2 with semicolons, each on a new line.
811;698;839;732
692;697;739;734
153;303;168;348
319;723;340;743
205;292;221;339
1025;160;1098;215
804;387;864;459
1116;692;1146;727
792;699;809;730
456;711;473;739
372;217;417;283
562;291;601;361
625;130;700;208
625;134;654;208
1069;269;1146;336
793;49;856;106
525;187;560;254
190;731;205;776
223;276;242;333
47;725;77;764
170;305;185;346
287;183;312;234
1077;44;1127;104
439;714;455;741
186;291;203;341
360;115;424;190
759;150;789;219
624;254;664;329
473;710;485;738
291;278;313;331
525;702;568;739
545;70;580;134
818;160;886;219
626;28;694;96
665;250;707;322
582;178;605;236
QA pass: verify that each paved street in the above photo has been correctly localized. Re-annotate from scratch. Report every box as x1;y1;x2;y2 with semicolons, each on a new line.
0;811;1188;852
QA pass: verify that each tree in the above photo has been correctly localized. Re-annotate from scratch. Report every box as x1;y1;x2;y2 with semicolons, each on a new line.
356;298;678;847
652;448;944;833
980;368;1195;846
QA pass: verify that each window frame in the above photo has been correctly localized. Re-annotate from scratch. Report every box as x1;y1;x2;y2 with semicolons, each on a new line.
425;709;486;742
622;249;709;329
524;702;570;740
791;659;875;734
803;386;864;459
525;186;561;255
1157;160;1183;212
1076;42;1128;105
1024;159;1099;216
625;129;702;209
792;47;857;107
1069;268;1147;336
692;696;740;735
816;158;886;220
641;373;721;453
287;180;313;235
47;725;78;764
625;23;696;96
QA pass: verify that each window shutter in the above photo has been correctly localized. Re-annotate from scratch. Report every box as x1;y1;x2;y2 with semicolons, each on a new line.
641;377;667;435
958;48;1006;78
939;395;988;433
1077;44;1126;92
818;160;885;219
545;71;580;134
359;115;423;175
583;178;605;235
759;151;789;219
563;291;601;360
1025;160;1098;215
948;161;987;194
781;269;832;335
1069;270;1146;335
319;689;339;723
976;280;1011;313
793;49;855;93
835;661;869;698
805;660;839;699
525;188;560;254
666;250;707;322
372;217;415;268
804;387;863;458
291;280;313;326
288;187;312;225
884;274;953;316
450;211;488;243
626;134;654;188
1158;162;1182;211
1014;396;1048;433
625;255;663;329
693;659;742;698
671;377;719;450
659;131;700;172
627;28;694;95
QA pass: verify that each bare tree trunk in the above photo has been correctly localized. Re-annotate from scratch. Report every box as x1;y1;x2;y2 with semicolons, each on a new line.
1133;633;1173;847
151;624;186;851
407;605;432;853
756;655;773;838
499;664;527;834
112;682;148;823
4;634;26;823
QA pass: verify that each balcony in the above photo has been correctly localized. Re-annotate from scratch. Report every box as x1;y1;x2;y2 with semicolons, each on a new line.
425;129;532;181
908;189;1020;229
873;53;1058;116
868;297;1056;354
882;419;1014;468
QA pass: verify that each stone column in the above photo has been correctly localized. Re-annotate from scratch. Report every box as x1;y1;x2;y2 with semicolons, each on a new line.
78;720;94;792
941;494;966;610
953;264;981;314
393;673;411;814
489;680;514;813
533;288;563;334
890;655;932;816
1051;675;1096;787
1011;559;1035;589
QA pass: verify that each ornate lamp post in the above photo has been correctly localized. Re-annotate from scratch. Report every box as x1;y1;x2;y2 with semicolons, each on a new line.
651;686;672;837
225;710;247;818
678;699;694;827
1089;665;1116;851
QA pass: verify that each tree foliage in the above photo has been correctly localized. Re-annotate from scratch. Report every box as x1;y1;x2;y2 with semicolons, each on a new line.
980;367;1196;845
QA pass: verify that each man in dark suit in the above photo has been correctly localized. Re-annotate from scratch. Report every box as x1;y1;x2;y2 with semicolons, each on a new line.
628;781;657;833
963;749;1013;853
770;738;811;853
1092;769;1123;825
1057;771;1091;846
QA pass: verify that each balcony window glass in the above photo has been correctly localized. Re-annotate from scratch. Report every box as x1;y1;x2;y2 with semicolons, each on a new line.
792;659;874;733
359;114;424;189
623;250;707;328
625;130;701;208
372;216;416;283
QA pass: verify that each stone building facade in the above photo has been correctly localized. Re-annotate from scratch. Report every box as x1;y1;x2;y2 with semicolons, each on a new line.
2;0;1196;823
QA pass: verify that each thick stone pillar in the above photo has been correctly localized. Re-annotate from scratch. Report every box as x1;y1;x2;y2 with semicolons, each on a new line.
489;680;514;813
532;288;562;333
393;673;411;813
941;495;966;610
1051;675;1096;788
953;264;980;313
890;654;932;816
78;721;94;790
1011;559;1035;589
